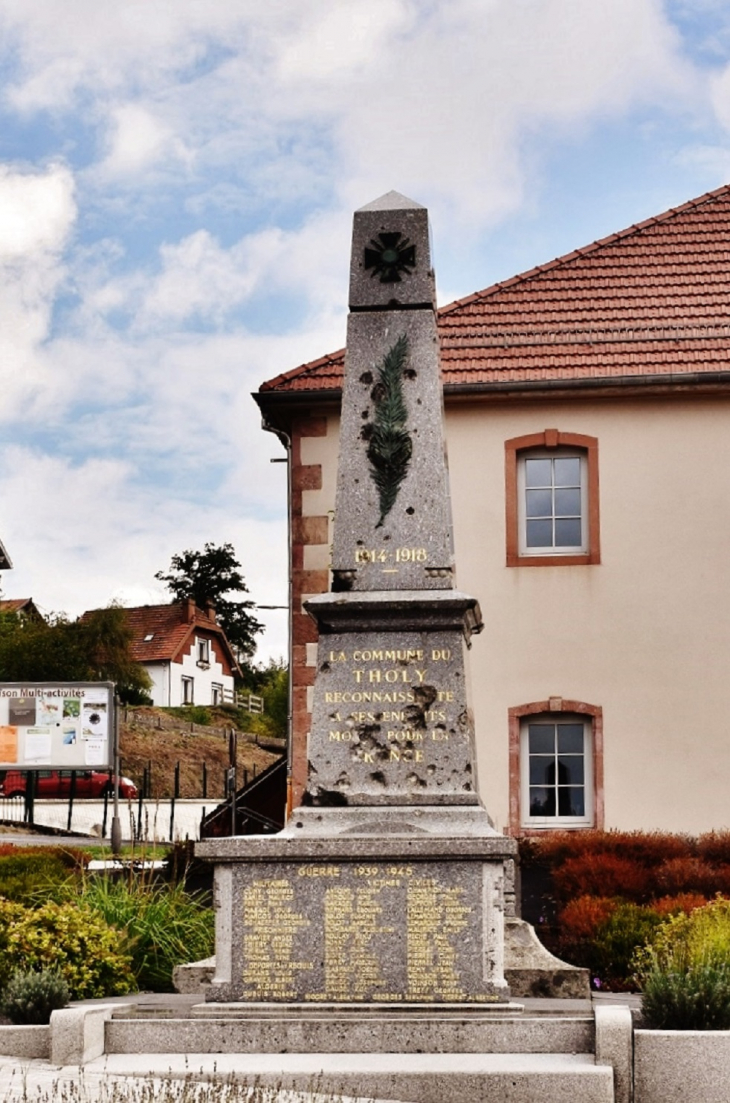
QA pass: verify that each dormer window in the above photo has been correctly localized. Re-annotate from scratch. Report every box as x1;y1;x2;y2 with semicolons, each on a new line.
197;638;211;668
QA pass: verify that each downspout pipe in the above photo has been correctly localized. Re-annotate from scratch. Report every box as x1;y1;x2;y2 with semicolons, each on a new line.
260;417;294;822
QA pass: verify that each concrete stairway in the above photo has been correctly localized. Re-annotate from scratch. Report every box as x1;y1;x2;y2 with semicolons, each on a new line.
48;1002;631;1103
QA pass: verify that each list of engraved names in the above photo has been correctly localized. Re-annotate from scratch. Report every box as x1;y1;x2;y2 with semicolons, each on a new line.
239;862;490;1002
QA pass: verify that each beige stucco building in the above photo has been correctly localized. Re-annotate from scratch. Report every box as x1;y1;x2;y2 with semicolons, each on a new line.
257;183;730;836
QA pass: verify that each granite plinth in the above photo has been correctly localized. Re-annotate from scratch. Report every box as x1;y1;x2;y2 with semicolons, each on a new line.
199;810;516;1006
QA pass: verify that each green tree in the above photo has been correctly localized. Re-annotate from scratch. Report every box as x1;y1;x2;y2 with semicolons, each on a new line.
247;658;288;738
155;542;264;659
0;606;151;704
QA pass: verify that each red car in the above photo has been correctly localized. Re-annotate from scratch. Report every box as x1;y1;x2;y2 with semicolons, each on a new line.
0;769;138;800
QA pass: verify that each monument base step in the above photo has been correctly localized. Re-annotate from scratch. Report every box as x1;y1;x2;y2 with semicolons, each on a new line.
86;1051;614;1103
106;1011;594;1055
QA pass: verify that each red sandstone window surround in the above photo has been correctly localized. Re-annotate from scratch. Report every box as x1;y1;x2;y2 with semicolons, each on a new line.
505;430;600;566
508;699;604;836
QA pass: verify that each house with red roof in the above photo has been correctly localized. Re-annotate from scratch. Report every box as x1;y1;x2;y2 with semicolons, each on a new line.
256;182;730;836
113;599;240;708
0;598;44;621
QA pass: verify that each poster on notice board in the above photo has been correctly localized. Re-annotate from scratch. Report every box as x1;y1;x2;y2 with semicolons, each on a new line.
0;682;114;770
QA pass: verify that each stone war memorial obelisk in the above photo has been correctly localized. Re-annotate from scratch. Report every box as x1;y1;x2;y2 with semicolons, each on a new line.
198;191;518;1007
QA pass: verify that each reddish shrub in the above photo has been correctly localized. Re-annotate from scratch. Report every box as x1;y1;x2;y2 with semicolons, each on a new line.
697;832;730;865
557;895;618;944
652;893;709;917
0;845;88;869
554;852;651;903
655;857;719;897
528;830;692;869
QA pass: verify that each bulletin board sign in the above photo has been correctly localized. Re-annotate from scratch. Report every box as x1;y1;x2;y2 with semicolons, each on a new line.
0;682;115;770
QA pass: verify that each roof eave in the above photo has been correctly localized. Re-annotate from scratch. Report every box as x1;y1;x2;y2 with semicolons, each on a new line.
255;371;730;419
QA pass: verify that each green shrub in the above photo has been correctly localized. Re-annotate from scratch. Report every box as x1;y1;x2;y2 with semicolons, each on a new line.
634;897;730;973
0;899;135;998
0;847;88;906
590;903;663;989
81;877;214;991
0;967;69;1024
636;897;730;1028
641;960;730;1029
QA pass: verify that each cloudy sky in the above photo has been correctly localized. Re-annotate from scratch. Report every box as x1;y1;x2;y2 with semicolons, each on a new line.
1;0;730;662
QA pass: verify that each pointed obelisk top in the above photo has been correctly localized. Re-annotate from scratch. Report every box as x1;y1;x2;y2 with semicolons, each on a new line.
349;189;434;310
356;190;425;212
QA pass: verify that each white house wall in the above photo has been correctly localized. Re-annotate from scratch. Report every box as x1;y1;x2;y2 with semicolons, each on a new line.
144;636;234;707
449;393;730;836
144;664;170;709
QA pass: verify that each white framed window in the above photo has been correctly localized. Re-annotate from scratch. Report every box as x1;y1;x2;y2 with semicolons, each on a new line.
211;682;223;706
505;431;600;567
520;715;593;829
181;676;194;705
518;450;587;556
196;638;211;668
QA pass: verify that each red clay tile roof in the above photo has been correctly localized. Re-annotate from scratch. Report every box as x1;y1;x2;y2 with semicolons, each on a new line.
259;183;730;394
89;603;236;668
0;599;32;613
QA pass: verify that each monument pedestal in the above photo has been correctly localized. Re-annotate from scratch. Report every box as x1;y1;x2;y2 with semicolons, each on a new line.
198;806;516;1005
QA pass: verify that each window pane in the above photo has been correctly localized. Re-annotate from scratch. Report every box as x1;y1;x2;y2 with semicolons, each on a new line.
530;787;556;816
558;787;585;817
554;457;581;486
526;519;553;547
555;518;582;547
558;755;584;785
526;488;552;518
528;725;555;754
529;756;555;785
554;488;581;516
525;458;552;487
557;724;584;753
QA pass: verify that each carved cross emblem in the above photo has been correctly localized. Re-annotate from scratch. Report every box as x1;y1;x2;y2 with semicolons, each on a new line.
364;232;416;283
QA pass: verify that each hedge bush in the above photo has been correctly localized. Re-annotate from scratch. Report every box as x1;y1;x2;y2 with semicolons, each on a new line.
521;831;724;989
0;898;135;998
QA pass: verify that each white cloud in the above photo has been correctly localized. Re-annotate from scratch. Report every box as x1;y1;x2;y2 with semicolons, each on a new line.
0;162;76;422
275;0;411;80
77;206;351;333
0;0;701;232
99;103;191;178
330;0;697;227
0;162;74;256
